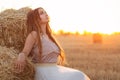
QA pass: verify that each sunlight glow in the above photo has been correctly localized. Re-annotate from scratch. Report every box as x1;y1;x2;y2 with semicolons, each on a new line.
0;0;120;34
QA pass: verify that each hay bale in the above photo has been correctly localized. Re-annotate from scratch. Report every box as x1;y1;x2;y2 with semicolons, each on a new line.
0;7;31;51
0;46;35;80
93;33;102;43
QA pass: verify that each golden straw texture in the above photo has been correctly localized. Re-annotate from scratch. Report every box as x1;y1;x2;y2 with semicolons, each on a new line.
0;46;35;80
0;7;31;51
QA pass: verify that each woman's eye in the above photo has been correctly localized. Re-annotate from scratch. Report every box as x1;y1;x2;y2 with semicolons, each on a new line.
40;11;43;15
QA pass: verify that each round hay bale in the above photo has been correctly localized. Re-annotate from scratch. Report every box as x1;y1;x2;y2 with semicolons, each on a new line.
0;7;31;51
0;46;35;80
93;33;102;43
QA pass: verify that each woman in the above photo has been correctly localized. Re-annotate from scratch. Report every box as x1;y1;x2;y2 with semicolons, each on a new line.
14;7;90;80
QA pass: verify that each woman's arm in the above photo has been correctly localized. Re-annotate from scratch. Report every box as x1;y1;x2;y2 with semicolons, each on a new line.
14;31;37;73
21;31;37;56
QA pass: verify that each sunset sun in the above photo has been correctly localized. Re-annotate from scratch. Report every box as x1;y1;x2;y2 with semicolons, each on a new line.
0;0;120;34
0;1;120;80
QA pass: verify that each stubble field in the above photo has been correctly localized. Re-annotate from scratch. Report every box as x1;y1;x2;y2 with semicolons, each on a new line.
55;34;120;80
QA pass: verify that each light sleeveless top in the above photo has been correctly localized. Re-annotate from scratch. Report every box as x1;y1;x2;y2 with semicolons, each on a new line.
30;34;60;63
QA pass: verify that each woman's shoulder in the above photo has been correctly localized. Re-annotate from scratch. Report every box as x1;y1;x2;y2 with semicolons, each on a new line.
30;31;38;38
28;31;38;41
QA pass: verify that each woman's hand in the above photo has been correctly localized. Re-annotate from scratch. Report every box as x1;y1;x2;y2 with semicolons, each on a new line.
13;31;37;73
14;53;26;73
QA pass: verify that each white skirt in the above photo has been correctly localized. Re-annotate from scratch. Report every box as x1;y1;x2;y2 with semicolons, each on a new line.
34;63;90;80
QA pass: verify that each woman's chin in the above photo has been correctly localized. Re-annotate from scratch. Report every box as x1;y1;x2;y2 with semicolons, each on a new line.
46;20;50;23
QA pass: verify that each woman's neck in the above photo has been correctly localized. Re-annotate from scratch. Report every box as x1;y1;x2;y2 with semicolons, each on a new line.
41;24;47;35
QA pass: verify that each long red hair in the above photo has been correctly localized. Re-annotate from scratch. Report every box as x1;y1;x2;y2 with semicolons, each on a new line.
26;7;66;65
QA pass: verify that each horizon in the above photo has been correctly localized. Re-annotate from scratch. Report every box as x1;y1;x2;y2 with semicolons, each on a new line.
0;0;120;34
52;29;120;35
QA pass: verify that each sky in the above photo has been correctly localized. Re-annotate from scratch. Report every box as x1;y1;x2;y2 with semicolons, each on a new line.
0;0;120;34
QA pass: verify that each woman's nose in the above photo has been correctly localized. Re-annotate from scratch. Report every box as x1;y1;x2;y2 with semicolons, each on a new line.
46;13;48;16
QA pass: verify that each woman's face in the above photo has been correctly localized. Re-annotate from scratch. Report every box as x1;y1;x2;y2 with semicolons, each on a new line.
38;8;49;23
